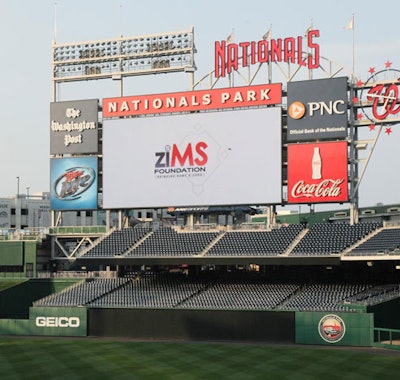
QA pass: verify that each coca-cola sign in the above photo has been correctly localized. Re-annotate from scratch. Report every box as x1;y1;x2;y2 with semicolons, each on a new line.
287;141;348;204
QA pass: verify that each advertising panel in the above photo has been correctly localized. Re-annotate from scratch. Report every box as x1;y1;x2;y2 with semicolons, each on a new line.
30;307;87;337
50;157;98;211
103;108;282;209
287;77;348;141
287;141;348;204
295;312;373;346
27;202;51;228
102;83;282;117
50;99;99;154
0;201;11;229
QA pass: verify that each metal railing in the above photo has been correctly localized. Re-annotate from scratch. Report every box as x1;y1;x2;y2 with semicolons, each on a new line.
374;327;400;350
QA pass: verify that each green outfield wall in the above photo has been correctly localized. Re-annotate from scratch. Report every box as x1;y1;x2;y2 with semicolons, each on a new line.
0;307;87;337
295;312;374;346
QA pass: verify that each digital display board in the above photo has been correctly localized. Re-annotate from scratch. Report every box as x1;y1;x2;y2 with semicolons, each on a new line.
103;108;282;208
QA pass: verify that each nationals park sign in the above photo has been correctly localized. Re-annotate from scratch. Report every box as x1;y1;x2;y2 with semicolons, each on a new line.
103;83;281;117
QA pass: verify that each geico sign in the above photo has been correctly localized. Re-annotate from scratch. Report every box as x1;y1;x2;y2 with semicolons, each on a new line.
289;100;346;119
35;316;80;328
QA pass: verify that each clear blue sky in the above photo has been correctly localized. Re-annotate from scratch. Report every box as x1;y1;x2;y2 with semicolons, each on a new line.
0;0;399;209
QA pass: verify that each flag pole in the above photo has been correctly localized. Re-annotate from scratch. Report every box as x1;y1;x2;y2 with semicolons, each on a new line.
344;14;355;81
352;14;355;80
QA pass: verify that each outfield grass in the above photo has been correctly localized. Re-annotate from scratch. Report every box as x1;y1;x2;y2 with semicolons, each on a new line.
1;338;400;379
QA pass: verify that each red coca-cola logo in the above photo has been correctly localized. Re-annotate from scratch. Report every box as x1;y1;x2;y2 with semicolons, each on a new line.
287;142;348;204
291;179;344;199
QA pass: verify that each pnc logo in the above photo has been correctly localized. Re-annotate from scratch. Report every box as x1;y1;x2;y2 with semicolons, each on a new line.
288;101;306;119
288;100;346;119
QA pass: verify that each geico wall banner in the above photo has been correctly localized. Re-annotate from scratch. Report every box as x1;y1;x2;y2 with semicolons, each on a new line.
50;156;98;211
287;77;348;142
103;108;282;209
30;307;87;337
102;83;282;117
50;99;99;154
287;141;348;204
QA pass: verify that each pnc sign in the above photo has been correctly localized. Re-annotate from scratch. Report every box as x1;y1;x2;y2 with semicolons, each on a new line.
287;77;348;141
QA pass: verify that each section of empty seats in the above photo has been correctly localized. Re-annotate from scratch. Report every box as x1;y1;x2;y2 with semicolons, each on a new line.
83;227;151;257
278;283;371;311
33;278;130;307
33;273;396;312
127;228;220;257
88;273;207;308
289;222;382;256
206;224;304;256
347;227;400;256
180;281;300;310
344;284;400;305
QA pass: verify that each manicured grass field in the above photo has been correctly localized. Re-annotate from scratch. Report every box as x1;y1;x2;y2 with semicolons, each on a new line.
0;337;399;379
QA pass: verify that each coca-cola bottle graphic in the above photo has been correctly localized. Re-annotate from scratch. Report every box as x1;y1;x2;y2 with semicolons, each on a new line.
312;146;322;180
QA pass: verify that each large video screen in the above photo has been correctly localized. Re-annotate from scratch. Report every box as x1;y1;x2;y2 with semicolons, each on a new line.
103;108;282;208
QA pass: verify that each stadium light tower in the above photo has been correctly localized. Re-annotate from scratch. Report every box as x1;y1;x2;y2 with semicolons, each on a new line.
51;27;196;100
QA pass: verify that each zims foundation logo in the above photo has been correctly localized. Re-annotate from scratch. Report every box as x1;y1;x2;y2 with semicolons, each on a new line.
318;314;346;343
52;166;96;201
154;141;208;179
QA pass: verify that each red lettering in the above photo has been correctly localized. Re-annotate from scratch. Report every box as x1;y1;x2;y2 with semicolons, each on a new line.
257;40;269;63
284;37;296;64
270;38;282;62
214;30;321;78
297;36;306;66
227;43;239;75
171;144;194;167
368;83;400;120
250;41;257;64
171;142;208;167
239;42;250;67
307;30;320;69
65;171;83;181
194;142;208;166
214;41;226;78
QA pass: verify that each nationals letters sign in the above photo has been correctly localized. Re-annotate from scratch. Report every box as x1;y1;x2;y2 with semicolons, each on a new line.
287;141;348;204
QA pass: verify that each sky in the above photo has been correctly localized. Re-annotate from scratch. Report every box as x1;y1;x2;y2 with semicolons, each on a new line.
1;0;400;210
